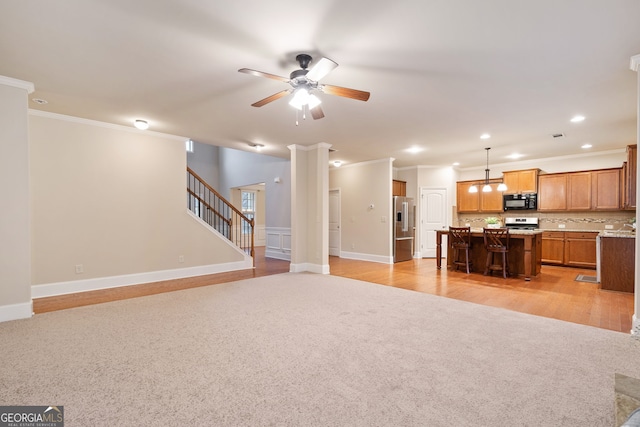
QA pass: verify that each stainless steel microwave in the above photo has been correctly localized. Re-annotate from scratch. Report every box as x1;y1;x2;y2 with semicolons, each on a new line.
503;193;537;211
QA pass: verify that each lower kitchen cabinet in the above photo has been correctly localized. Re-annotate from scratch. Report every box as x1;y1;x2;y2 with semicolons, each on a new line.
599;236;635;293
564;232;598;268
541;231;565;265
541;231;598;269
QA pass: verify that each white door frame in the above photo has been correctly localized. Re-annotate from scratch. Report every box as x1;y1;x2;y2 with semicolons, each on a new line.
329;188;341;257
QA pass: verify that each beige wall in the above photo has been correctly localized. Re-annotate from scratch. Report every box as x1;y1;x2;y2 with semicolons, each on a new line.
330;158;393;261
30;112;244;286
0;80;32;319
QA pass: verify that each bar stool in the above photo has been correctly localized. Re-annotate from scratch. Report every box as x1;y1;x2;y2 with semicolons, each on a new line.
483;227;510;278
449;226;472;274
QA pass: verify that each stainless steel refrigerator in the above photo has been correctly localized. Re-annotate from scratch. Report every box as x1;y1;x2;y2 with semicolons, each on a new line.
393;196;415;262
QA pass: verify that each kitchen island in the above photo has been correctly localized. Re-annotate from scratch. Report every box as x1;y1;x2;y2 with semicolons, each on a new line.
436;229;543;280
598;231;635;293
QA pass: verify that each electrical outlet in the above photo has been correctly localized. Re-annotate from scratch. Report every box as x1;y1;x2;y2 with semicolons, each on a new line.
381;216;386;223
465;223;471;227
75;264;83;274
605;225;614;230
351;243;355;250
558;224;566;229
178;255;185;263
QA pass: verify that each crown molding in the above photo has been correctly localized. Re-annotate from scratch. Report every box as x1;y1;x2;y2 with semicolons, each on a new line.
0;75;34;93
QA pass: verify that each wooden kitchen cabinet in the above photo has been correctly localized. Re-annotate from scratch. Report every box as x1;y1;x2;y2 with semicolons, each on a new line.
564;232;598;268
541;231;565;265
623;144;637;209
567;172;592;210
592;169;620;210
393;180;407;196
600;236;635;293
502;169;539;194
538;173;568;211
456;180;504;213
538;169;621;211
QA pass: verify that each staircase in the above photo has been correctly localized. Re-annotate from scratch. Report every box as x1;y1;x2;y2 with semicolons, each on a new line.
187;168;254;264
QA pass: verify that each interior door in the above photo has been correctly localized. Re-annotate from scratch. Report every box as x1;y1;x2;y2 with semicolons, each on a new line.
420;188;447;258
329;189;341;256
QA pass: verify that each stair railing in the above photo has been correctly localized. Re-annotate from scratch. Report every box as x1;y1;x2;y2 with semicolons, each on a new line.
187;167;254;265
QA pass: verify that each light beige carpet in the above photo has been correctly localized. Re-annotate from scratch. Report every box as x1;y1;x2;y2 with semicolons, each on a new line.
1;273;639;426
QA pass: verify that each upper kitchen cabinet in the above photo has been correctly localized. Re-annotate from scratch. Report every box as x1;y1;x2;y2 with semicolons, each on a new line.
538;169;621;211
623;144;637;210
456;180;504;213
567;171;592;211
592;169;620;210
392;180;407;197
538;173;568;211
502;169;539;194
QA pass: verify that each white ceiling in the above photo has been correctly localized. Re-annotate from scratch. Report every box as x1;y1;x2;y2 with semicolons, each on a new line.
1;0;640;169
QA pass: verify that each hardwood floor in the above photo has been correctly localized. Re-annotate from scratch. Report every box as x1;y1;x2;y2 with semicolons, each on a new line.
33;248;634;334
329;256;635;334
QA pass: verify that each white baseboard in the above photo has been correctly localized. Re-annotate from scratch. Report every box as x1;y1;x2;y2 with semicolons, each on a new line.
289;263;330;274
339;251;393;264
0;301;33;323
265;249;291;261
31;259;253;299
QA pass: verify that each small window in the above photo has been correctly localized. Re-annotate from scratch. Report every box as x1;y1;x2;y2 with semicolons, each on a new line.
186;139;194;153
241;190;256;234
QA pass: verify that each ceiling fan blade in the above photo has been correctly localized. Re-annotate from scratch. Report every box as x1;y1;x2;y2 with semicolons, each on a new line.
305;57;338;81
238;68;289;83
321;84;370;102
251;90;291;107
310;105;325;120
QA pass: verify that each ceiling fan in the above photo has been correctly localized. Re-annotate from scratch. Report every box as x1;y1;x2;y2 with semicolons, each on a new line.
238;54;370;120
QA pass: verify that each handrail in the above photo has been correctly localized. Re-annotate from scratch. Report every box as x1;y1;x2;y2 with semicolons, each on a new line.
186;188;231;226
187;167;254;265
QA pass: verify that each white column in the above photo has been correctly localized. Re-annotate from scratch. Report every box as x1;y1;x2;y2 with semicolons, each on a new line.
631;54;640;336
288;143;331;274
0;76;34;322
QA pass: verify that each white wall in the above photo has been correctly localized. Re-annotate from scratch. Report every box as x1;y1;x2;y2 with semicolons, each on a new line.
330;158;393;263
0;78;32;321
29;112;247;294
187;141;220;189
218;147;290;228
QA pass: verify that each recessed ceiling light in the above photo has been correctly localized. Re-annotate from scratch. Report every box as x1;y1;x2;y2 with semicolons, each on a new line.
32;98;48;105
333;160;342;167
570;115;585;123
581;144;592;149
480;133;491;140
452;162;460;166
134;119;149;130
406;146;423;154
506;153;525;160
248;142;264;151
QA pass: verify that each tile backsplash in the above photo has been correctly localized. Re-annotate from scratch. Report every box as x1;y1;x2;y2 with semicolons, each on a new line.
455;210;636;231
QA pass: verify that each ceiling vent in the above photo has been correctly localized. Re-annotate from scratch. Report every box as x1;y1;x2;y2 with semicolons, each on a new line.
552;133;565;139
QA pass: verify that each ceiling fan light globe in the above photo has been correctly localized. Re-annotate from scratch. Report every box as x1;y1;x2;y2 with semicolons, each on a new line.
289;88;310;110
308;94;321;109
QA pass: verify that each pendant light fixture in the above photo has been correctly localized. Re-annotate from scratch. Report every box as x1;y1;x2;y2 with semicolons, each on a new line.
468;147;507;193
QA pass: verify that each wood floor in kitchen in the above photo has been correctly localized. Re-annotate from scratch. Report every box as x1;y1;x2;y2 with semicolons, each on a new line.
330;256;634;334
34;247;634;334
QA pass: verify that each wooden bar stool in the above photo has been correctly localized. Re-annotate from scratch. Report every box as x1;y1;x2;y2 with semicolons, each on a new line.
449;226;472;274
483;227;510;278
